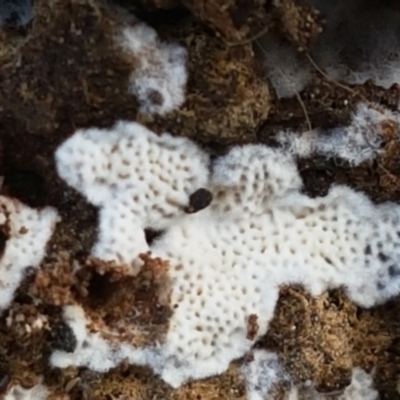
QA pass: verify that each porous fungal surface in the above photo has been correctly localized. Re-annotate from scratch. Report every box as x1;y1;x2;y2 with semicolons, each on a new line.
5;0;400;398
53;121;400;388
55;121;209;273
0;196;58;311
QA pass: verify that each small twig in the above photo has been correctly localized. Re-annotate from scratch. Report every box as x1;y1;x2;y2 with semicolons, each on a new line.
295;91;312;132
378;162;392;175
305;52;364;100
224;26;271;47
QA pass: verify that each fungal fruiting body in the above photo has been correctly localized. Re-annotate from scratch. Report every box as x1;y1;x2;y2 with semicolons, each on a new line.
55;121;209;273
53;121;400;387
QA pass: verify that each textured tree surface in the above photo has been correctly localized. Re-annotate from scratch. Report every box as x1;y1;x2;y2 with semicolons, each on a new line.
1;0;400;399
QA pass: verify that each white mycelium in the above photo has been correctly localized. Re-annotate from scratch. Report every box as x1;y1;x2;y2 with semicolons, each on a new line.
117;23;188;115
276;102;400;165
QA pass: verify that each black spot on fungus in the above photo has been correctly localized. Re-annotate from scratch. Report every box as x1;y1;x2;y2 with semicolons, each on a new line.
0;229;7;256
378;252;389;262
50;322;77;353
377;281;386;291
389;265;400;277
184;188;213;214
146;89;164;106
364;245;372;255
323;256;333;265
144;229;163;245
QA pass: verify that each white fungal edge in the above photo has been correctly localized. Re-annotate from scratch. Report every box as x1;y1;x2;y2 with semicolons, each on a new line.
0;196;58;312
116;22;188;115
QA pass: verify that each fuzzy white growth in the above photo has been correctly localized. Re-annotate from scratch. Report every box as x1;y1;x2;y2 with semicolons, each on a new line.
55;121;209;272
0;197;58;311
277;103;399;165
338;368;379;400
51;305;140;371
117;24;188;115
276;129;316;158
258;35;311;98
4;383;48;400
50;305;167;380
53;132;400;388
241;350;288;400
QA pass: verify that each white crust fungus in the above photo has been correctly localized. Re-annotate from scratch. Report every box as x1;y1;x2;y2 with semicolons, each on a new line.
53;123;400;388
117;23;188;115
55;121;209;273
0;196;58;311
